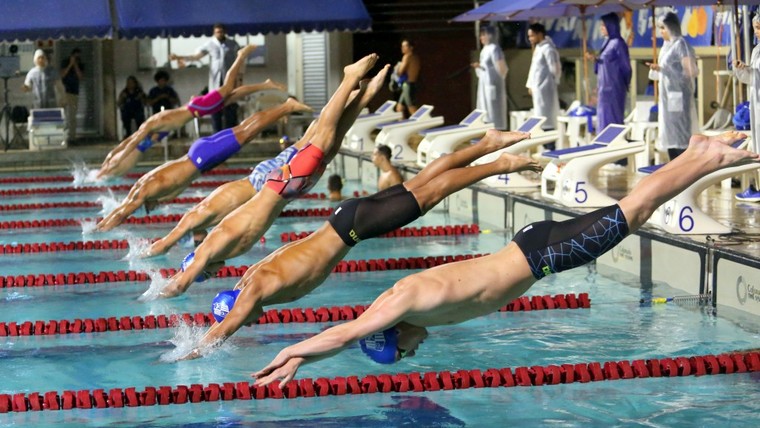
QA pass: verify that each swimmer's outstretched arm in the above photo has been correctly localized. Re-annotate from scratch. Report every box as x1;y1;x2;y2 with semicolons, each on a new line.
253;289;408;387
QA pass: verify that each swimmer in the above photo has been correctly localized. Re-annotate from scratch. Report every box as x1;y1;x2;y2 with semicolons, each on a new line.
151;54;388;283
251;131;759;387
98;44;287;179
372;144;403;191
327;174;345;202
175;129;541;359
95;98;311;232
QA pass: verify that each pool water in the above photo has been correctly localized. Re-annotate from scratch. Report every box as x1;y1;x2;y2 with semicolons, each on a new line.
2;168;760;427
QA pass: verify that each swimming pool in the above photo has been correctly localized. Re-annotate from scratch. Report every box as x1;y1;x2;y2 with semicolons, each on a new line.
1;167;760;427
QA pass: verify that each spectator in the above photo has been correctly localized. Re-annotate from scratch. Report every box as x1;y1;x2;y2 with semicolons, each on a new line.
472;26;508;130
60;48;83;141
526;23;561;133
23;49;63;109
372;144;403;191
146;70;180;115
172;23;241;132
394;39;421;117
117;76;147;137
647;12;698;161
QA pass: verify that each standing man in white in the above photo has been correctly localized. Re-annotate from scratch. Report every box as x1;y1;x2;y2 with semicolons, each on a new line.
472;26;508;130
526;23;561;133
172;23;240;132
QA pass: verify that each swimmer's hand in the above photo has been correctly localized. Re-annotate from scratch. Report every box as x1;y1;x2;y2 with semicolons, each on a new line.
178;348;202;361
252;354;305;389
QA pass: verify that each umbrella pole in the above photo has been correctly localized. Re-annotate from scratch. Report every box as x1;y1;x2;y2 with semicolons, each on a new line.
581;9;589;105
651;6;658;103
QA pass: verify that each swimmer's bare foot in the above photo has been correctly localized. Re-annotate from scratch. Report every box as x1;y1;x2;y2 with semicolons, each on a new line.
239;44;258;59
679;133;758;171
480;129;531;152
344;53;379;80
496;153;543;174
263;78;287;92
284;97;312;113
359;64;390;106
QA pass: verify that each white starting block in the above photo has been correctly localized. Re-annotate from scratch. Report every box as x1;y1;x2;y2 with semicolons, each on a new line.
625;101;658;169
557;102;596;149
416;110;493;168
344;100;403;152
642;139;760;234
541;124;645;207
476;116;559;188
374;105;444;162
28;108;67;151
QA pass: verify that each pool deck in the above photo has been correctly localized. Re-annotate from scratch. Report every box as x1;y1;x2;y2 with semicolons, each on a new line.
337;149;760;320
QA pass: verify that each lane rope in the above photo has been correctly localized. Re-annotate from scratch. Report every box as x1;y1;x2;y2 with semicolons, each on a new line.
0;207;334;231
0;221;470;254
0;168;253;184
0;293;588;337
0;253;488;288
1;349;755;412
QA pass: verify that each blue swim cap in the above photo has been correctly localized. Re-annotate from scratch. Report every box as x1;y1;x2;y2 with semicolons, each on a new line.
211;289;241;322
181;251;212;283
359;328;399;364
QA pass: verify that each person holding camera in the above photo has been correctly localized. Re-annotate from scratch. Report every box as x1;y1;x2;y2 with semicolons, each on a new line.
60;48;83;142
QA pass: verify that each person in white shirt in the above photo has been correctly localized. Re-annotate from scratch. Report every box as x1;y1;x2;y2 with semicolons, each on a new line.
526;23;561;133
172;23;240;132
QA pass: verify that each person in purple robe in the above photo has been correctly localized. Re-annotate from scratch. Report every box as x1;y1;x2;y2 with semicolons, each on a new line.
587;13;632;132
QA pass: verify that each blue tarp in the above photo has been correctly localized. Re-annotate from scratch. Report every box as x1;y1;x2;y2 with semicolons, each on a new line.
0;0;112;41
115;0;372;38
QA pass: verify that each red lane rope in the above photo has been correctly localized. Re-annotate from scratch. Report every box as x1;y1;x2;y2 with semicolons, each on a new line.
0;168;253;184
282;224;480;242
0;253;487;288
0;207;333;230
0;293;588;337
1;350;756;412
0;180;231;197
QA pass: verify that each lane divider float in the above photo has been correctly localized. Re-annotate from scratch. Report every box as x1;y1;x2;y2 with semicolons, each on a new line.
0;168;253;184
0;253;487;288
1;349;756;412
0;293;588;337
0;207;333;231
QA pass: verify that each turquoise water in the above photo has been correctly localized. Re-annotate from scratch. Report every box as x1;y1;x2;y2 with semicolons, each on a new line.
2;169;760;427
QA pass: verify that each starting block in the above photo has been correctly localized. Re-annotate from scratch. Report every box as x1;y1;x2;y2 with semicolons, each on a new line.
344;100;403;152
475;116;559;188
541;124;644;207
28;108;66;151
374;105;444;162
643;139;760;234
416;110;493;168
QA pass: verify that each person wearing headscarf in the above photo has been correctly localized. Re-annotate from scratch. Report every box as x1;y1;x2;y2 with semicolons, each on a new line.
647;11;699;161
588;13;632;133
526;22;562;131
471;26;508;130
733;14;760;201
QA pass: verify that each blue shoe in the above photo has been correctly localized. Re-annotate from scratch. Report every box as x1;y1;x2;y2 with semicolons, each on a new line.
735;185;760;202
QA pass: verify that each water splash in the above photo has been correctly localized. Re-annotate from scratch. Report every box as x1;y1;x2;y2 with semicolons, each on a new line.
138;271;170;302
159;322;232;363
97;190;120;216
124;235;153;261
70;161;101;188
80;219;98;235
4;292;32;301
